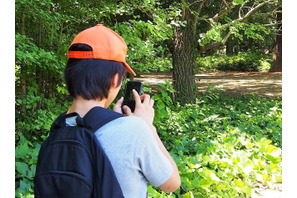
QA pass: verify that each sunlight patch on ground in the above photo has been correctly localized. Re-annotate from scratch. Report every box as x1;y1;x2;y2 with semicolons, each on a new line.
136;72;282;97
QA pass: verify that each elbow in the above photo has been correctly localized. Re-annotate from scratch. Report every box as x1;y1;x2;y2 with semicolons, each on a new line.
164;179;181;193
159;173;181;193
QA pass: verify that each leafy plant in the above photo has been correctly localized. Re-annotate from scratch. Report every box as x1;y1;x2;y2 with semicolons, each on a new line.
152;80;176;120
196;53;272;72
15;0;281;197
15;133;41;197
148;82;282;198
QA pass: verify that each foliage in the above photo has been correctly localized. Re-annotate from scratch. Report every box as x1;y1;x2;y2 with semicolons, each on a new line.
148;82;282;197
15;80;282;197
15;0;281;103
15;87;71;197
15;133;40;198
115;21;173;73
15;0;281;197
196;53;272;72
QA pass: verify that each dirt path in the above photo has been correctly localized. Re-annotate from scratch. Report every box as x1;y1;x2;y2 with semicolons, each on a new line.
136;72;282;98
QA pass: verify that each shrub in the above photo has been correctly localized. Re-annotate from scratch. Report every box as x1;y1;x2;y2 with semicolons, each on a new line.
15;133;40;197
15;82;281;198
149;82;282;198
15;84;71;197
196;53;272;72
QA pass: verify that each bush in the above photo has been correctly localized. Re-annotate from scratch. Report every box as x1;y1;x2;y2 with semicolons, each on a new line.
196;53;272;72
15;84;71;197
149;82;282;197
15;82;281;198
15;133;40;197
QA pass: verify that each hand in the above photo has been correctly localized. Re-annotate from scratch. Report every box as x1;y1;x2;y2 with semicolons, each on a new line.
123;89;155;126
113;97;124;114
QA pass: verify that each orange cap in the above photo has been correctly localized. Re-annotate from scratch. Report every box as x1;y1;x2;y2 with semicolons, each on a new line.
67;24;136;76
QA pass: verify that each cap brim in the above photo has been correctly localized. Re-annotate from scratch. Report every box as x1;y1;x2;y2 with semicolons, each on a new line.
123;62;136;76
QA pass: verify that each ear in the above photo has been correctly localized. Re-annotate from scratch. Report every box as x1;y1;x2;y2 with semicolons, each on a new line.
111;73;120;88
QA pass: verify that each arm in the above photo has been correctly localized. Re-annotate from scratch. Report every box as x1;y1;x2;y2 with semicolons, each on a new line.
115;90;181;192
148;125;181;192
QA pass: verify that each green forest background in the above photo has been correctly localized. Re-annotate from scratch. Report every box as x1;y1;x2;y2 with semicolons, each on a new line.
15;0;283;197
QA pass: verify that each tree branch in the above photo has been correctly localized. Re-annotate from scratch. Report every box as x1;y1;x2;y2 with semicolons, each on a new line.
197;0;207;13
181;0;186;22
262;21;282;27
185;0;207;24
221;0;230;9
135;5;154;20
212;1;235;22
204;0;278;50
238;4;244;19
260;2;282;18
222;31;232;44
238;0;276;22
220;0;277;29
195;0;207;23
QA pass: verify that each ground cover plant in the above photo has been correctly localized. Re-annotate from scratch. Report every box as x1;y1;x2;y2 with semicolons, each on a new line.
148;81;282;198
15;1;282;196
15;81;282;198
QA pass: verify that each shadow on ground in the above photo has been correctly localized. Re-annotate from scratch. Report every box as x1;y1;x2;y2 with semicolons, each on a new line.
136;72;282;98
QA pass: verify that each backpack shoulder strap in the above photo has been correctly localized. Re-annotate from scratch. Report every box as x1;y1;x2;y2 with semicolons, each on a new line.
79;107;125;198
50;107;124;132
50;111;79;130
81;106;124;132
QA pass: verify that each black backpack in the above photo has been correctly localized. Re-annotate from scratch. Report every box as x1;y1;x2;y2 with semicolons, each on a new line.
34;106;124;198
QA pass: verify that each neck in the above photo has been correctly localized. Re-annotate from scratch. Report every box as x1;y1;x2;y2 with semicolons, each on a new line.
67;96;107;116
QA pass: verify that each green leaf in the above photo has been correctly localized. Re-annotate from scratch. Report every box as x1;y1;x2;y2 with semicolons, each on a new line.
16;162;28;177
157;101;165;109
265;153;281;164
183;192;194;198
15;141;30;160
199;178;211;191
209;172;220;182
233;179;251;195
17;179;32;194
259;138;272;146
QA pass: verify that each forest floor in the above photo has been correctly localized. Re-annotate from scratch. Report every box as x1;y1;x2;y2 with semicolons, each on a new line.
136;71;282;197
136;71;282;98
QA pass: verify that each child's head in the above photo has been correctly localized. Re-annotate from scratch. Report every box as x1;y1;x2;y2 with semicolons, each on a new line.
64;24;136;100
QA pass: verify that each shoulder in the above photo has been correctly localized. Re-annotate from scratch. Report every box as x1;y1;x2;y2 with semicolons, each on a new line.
96;115;151;140
101;116;149;131
118;116;147;126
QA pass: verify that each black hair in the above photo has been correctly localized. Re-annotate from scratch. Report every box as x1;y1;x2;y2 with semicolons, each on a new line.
64;44;126;100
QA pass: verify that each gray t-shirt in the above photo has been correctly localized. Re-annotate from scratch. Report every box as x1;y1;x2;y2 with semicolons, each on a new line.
66;115;173;198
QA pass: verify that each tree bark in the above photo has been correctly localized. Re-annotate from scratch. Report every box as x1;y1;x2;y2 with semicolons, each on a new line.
20;15;27;96
226;35;233;55
269;11;282;72
48;74;54;98
172;1;200;103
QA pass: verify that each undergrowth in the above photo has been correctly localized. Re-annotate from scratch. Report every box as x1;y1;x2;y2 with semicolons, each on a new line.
149;80;282;198
15;81;282;198
196;53;272;72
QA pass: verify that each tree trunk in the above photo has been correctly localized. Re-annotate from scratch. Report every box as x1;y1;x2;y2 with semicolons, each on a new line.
226;36;233;55
48;74;54;98
172;3;198;103
20;15;27;96
269;11;282;72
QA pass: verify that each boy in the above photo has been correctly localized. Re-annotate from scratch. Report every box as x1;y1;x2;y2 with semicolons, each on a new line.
64;24;180;197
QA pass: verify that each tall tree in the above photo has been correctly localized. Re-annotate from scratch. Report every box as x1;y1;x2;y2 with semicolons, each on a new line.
16;0;282;107
129;0;281;103
269;8;282;72
170;0;206;102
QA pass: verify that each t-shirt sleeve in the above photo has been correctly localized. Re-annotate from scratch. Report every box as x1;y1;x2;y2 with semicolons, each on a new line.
134;118;173;187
